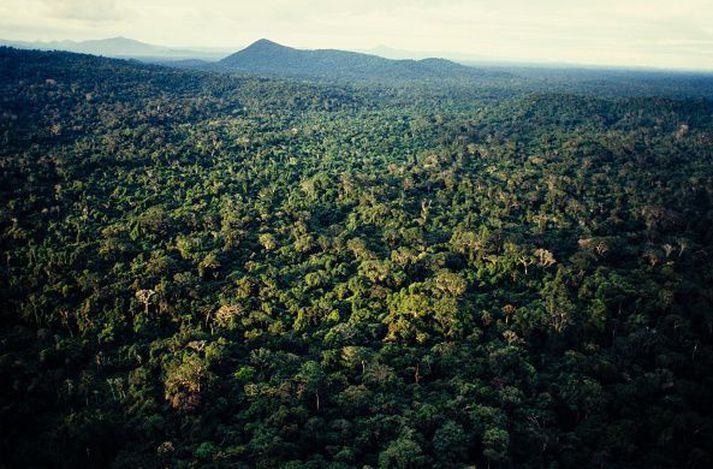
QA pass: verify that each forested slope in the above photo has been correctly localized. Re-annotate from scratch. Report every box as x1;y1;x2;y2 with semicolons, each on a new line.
214;39;507;83
1;47;713;468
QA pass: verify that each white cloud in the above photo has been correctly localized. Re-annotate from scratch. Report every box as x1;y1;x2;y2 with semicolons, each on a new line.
37;0;128;21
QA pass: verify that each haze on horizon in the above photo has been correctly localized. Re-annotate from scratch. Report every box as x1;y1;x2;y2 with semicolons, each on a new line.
1;0;712;71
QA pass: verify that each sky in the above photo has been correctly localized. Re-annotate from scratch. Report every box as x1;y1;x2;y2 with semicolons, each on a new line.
1;0;712;70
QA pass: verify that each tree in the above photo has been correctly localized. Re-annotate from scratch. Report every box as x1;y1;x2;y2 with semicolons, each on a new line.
295;361;326;411
432;420;468;463
482;428;509;466
379;430;426;468
541;267;575;333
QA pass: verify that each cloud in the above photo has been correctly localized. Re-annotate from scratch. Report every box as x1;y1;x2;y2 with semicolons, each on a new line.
42;0;126;22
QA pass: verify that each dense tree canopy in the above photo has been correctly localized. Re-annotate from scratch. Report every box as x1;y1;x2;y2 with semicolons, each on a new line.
1;47;713;468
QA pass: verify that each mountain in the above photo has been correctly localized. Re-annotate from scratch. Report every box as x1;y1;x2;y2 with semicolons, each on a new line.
0;36;229;61
216;38;507;82
364;44;498;63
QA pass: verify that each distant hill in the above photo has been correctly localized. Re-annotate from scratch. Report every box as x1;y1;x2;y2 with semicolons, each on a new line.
0;36;228;61
215;38;508;82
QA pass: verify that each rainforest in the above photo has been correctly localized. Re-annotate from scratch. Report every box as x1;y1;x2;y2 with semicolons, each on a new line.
1;44;713;468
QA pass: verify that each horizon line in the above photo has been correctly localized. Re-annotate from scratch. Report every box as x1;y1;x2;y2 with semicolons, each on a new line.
2;35;713;75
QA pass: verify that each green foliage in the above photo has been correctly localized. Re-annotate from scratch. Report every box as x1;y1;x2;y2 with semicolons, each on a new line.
483;427;510;463
379;430;426;468
1;47;713;468
432;420;468;463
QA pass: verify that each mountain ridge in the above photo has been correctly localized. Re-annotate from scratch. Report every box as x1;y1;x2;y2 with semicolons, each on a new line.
0;36;229;61
215;38;507;82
